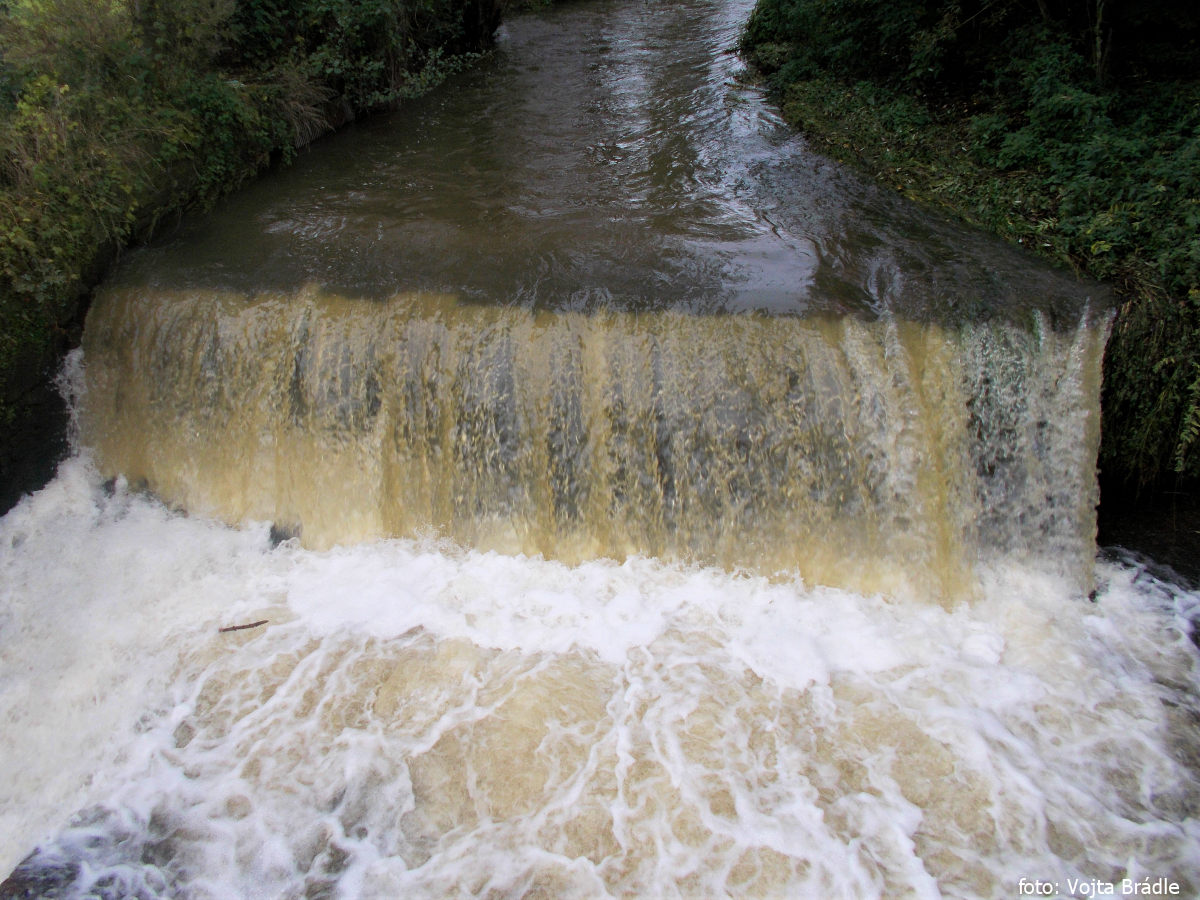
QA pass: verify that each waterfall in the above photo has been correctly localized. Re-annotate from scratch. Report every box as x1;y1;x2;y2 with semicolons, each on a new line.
83;283;1108;599
4;0;1196;893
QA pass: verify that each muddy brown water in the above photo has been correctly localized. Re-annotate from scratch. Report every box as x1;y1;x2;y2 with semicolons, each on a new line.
4;2;1198;898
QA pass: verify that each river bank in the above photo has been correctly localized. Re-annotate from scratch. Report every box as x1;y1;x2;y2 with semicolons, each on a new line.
1098;490;1200;588
766;80;1200;583
1;2;1197;892
0;0;509;512
3;0;1197;584
738;5;1200;475
737;0;1199;580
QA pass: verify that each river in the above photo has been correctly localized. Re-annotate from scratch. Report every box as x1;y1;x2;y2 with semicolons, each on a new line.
1;0;1198;897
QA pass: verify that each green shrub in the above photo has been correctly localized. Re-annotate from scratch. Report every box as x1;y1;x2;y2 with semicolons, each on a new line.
743;0;1200;488
0;0;504;447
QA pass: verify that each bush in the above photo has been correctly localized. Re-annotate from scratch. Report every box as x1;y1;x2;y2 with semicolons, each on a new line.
0;0;504;439
742;0;1200;488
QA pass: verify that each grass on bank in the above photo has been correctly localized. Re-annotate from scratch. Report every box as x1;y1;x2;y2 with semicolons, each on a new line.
741;0;1200;493
0;0;505;431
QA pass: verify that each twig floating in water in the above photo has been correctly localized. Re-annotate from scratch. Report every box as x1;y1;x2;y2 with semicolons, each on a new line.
218;620;269;633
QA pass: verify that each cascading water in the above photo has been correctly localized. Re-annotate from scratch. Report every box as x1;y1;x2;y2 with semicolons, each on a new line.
81;285;1107;600
2;0;1198;897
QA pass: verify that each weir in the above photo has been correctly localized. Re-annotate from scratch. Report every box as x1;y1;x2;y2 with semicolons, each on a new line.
5;0;1198;896
70;0;1115;603
83;285;1107;598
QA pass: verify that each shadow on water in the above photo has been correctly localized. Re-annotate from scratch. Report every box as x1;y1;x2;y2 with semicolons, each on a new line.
1098;485;1200;589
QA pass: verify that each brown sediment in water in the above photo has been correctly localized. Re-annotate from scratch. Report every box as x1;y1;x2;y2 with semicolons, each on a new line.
82;283;1108;601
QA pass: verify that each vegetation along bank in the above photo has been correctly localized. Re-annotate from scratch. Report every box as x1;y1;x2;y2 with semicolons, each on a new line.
0;0;512;512
741;0;1200;518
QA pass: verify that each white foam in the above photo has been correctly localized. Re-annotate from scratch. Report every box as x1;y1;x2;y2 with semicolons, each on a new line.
2;461;1198;897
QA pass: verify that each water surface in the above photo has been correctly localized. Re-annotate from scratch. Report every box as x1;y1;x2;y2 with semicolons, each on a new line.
3;1;1196;898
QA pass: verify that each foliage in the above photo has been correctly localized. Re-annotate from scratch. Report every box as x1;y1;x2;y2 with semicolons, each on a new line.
221;0;501;109
742;0;1200;91
0;0;504;439
742;0;1200;489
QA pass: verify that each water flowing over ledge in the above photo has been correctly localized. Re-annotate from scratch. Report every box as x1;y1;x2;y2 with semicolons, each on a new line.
1;0;1194;896
1;464;1199;897
82;285;1107;600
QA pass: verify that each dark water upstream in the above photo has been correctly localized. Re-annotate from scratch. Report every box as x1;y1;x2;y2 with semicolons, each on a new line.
99;0;1098;325
2;0;1199;897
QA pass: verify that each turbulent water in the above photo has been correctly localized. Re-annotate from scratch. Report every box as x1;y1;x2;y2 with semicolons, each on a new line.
2;0;1199;897
81;287;1107;600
